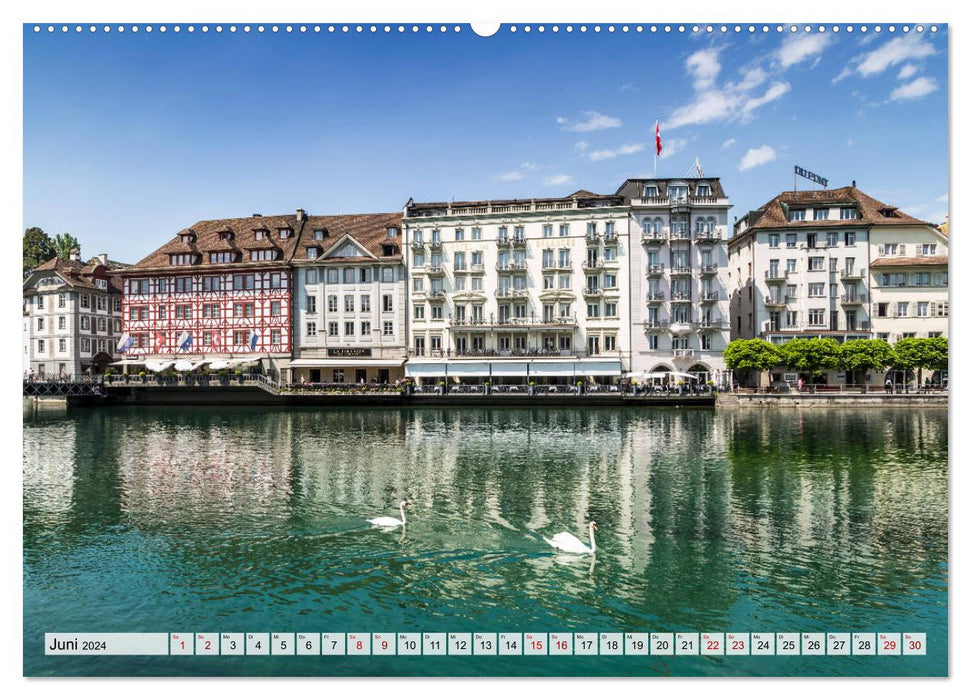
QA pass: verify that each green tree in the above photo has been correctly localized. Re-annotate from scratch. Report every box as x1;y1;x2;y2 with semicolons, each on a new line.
52;232;80;260
723;339;783;388
779;338;841;384
894;337;948;389
23;227;54;277
839;339;897;392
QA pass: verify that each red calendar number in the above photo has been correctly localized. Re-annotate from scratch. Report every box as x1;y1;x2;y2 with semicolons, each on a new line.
884;640;897;651
556;641;568;650
731;640;744;651
381;641;388;650
356;641;363;650
908;640;922;651
531;640;543;651
706;640;719;651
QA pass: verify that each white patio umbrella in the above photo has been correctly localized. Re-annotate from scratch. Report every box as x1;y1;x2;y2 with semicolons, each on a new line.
145;359;176;372
667;370;700;381
109;359;145;367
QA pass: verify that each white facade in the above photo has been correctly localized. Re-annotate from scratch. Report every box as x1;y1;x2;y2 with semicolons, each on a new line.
23;259;124;377
621;178;732;380
402;192;631;383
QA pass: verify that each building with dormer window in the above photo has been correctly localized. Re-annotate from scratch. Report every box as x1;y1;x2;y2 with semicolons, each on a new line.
289;213;407;384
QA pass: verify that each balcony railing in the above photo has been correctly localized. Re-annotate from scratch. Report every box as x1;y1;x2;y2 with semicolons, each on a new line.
495;288;529;299
428;238;443;249
699;291;720;302
453;263;468;272
646;292;665;302
646;264;665;276
672;349;695;357
410;241;425;250
426;264;446;275
765;269;788;281
428;290;446;299
643;319;670;329
496;238;511;247
669;230;692;241
693;229;723;242
670;265;692;276
470;263;485;273
603;231;618;242
448;314;579;329
699;264;719;276
582;260;605;270
697;317;726;328
764;295;786;306
670;292;692;303
496;261;527;272
641;231;666;244
840;268;866;279
840;293;868;304
583;287;603;296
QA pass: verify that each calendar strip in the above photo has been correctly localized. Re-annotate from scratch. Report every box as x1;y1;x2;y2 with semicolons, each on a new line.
45;632;926;656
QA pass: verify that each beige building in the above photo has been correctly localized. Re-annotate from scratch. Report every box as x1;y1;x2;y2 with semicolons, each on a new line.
868;226;949;343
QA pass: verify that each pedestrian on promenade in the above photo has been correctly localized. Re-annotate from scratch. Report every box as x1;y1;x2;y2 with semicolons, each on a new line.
797;377;804;393
885;378;893;394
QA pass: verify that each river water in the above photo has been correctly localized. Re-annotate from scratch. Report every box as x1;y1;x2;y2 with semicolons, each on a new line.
23;405;948;676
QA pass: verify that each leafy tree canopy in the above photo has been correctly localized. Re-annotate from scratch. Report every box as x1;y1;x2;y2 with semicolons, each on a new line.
23;227;54;277
52;232;80;260
840;339;898;372
724;338;783;372
779;338;841;374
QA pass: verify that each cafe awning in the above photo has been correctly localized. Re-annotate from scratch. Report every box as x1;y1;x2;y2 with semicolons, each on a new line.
405;362;447;377
489;362;529;376
447;362;491;377
289;358;405;367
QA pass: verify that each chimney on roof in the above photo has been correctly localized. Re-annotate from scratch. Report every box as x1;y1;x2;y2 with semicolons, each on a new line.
69;247;81;262
296;208;306;222
852;180;856;188
98;253;108;266
252;213;262;217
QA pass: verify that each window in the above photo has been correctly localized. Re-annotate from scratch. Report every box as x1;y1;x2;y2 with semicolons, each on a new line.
37;339;45;353
96;296;107;311
897;301;909;317
413;277;425;292
604;273;617;289
786;233;797;248
785;259;797;273
789;209;806;222
826;232;838;246
344;321;355;336
542;224;553;238
936;302;949;317
881;243;899;255
604;302;617;317
175;305;192;319
586;302;600;318
306;247;319;260
210;252;234;264
79;294;90;309
169;254;197;266
917;302;929;317
768;233;779;248
80;338;90;352
808;308;825;326
813;208;829;221
645;185;659;197
431;305;444;320
343;268;355;284
328;322;338;336
454;277;466;291
306;269;319;284
413;304;425;320
203;275;223;292
921;243;938;256
80;316;90;331
845;231;856;246
326;269;339;284
269;329;282;345
328;295;338;312
914;272;931;286
559;224;570;237
701;334;712;351
57;316;66;330
361;321;371;335
786;310;798;327
470;227;482;240
648;334;658;350
383;295;394;312
306;321;317;337
97;318;107;332
840;207;857;220
829;258;838;272
202;304;219;319
383;321;394;336
345;296;355;312
382;268;395;283
278;228;292;239
697;184;711;197
471;277;483;291
808;257;824;271
830;283;838;298
270;301;282;317
58;339;67;353
313;229;326;240
307;295;317;313
232;274;255;290
233;303;254;318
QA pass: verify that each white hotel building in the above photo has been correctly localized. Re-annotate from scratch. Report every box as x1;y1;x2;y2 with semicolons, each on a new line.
402;190;632;384
728;185;943;346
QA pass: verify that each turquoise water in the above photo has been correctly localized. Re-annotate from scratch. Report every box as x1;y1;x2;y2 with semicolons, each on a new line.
23;405;948;676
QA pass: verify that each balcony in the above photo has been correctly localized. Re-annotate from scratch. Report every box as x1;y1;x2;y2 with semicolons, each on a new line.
470;263;485;273
641;230;667;244
428;238;443;250
672;349;695;358
699;291;720;303
425;264;446;276
428;290;446;300
453;263;469;273
764;269;788;282
585;233;601;244
512;237;528;249
670;292;692;303
496;237;511;248
496;261;527;272
646;292;665;303
582;259;605;271
582;287;603;297
697;317;726;329
646;264;665;277
693;228;723;242
410;240;425;250
643;319;670;330
840;293;868;305
670;265;692;276
495;288;529;299
669;230;692;241
840;267;866;280
603;231;618;242
699;264;719;276
764;295;787;308
449;314;579;330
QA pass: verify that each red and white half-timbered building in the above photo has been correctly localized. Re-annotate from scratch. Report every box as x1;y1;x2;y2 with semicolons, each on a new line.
120;210;309;376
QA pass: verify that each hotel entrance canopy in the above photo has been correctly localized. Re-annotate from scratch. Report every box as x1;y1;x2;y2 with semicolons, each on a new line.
290;359;405;367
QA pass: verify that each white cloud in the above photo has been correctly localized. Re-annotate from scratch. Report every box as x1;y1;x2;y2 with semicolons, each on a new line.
659;137;688;160
738;145;777;171
556;111;622;132
740;81;791;118
898;63;919;80
686;48;721;89
498;171;524;182
777;33;833;69
731;67;768;92
890;76;938;101
722;138;736;149
574;141;589;152
620;82;637;92
543;174;573;186
667;91;738;129
520;161;538;170
936;194;948;203
588;143;645;162
836;34;935;82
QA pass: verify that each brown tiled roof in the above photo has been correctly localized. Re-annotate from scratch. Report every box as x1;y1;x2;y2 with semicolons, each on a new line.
567;189;599;198
25;257;124;294
292;212;403;262
871;255;948;267
129;214;305;272
731;187;931;247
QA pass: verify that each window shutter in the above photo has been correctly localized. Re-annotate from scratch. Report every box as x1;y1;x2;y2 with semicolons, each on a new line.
930;302;937;316
878;244;885;255
899;244;906;255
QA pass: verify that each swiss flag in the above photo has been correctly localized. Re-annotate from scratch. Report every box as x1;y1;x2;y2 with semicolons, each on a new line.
655;120;662;157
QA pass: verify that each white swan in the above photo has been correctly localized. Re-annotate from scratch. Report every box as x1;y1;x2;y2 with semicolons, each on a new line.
543;521;597;554
368;500;410;529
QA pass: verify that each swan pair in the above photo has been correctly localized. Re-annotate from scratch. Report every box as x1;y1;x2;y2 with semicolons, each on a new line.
369;502;598;556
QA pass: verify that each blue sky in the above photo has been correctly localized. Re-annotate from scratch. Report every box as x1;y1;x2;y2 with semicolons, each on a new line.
24;24;948;264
